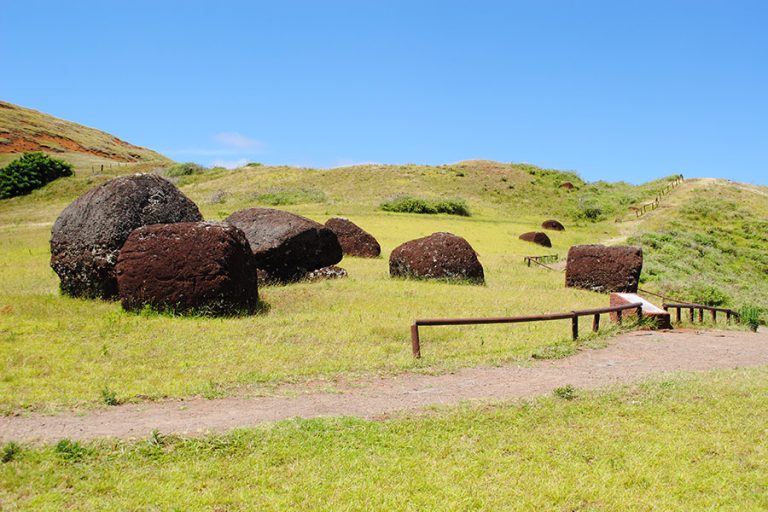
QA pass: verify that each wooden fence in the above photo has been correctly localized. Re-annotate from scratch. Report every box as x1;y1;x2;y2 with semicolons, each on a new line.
409;302;643;358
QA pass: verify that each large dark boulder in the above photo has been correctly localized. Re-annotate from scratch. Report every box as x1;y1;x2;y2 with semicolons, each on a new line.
50;174;202;298
566;245;643;293
116;222;258;315
519;231;552;248
389;232;484;283
325;217;381;257
541;219;565;231
225;208;342;282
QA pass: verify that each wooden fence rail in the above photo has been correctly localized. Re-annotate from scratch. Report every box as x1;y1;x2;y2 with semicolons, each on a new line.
618;175;684;222
410;302;643;358
663;303;740;325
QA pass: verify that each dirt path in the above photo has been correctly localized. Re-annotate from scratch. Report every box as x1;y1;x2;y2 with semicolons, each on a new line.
2;329;766;443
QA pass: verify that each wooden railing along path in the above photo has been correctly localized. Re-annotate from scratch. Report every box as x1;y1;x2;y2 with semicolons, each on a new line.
619;175;684;222
663;303;740;325
409;302;643;358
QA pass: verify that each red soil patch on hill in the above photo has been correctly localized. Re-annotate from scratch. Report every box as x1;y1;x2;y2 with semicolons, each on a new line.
0;132;139;162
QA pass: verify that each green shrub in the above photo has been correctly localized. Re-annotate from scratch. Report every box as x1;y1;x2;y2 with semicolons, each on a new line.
553;384;577;400
0;152;73;199
253;188;326;205
686;285;731;307
739;304;762;332
54;439;90;461
101;386;120;406
2;442;21;463
166;162;207;177
380;196;470;216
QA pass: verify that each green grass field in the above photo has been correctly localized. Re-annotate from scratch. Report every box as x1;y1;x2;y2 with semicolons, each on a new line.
0;158;765;413
2;367;766;511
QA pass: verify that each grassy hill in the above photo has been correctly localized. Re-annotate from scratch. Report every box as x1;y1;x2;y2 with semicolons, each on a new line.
0;105;766;412
2;149;766;412
0;101;169;168
1;110;767;509
630;179;768;310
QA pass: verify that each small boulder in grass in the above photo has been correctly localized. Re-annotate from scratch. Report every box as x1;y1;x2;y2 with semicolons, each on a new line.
225;207;342;282
325;217;381;257
116;222;259;315
560;181;575;190
389;232;484;284
519;231;552;248
541;219;565;231
565;244;643;293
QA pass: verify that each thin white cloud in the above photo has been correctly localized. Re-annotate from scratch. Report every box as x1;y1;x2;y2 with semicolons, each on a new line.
214;131;265;150
330;159;380;168
211;158;250;169
163;148;242;156
163;132;266;158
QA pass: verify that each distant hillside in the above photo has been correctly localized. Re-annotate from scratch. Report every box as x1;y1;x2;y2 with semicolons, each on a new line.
174;159;680;223
628;179;768;311
0;101;169;163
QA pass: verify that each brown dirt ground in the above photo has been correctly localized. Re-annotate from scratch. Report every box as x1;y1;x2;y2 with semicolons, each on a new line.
1;329;766;443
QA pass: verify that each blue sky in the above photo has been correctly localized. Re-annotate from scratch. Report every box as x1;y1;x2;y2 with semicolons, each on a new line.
1;1;766;184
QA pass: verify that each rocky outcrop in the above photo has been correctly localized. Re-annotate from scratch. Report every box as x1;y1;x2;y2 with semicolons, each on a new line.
519;231;552;248
50;174;202;298
116;222;258;315
389;232;484;283
566;245;643;293
324;217;381;257
226;208;342;282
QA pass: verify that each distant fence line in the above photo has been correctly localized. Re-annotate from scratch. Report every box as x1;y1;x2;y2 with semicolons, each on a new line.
617;175;684;222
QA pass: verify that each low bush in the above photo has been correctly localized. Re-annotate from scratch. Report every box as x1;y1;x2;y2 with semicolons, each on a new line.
2;442;20;463
54;439;90;461
253;188;326;205
166;162;207;177
685;284;731;307
0;152;73;199
739;304;762;332
380;196;470;216
553;384;577;400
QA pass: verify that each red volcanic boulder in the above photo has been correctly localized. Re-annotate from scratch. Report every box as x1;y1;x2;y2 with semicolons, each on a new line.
325;217;381;257
560;182;575;190
389;232;484;283
541;219;565;231
226;208;342;282
519;231;552;248
116;222;258;315
50;174;202;299
566;245;643;293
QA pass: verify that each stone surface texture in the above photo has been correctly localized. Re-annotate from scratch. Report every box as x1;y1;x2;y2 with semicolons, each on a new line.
566;245;643;293
50;174;202;298
389;232;484;283
116;222;258;315
226;208;342;282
